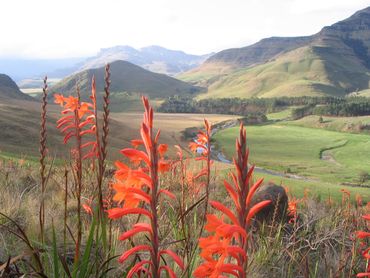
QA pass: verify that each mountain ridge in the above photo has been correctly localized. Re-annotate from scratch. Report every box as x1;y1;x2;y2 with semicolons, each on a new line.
77;45;213;76
181;6;370;99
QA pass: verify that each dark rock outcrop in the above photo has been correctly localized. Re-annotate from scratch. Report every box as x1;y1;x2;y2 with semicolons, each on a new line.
250;182;288;223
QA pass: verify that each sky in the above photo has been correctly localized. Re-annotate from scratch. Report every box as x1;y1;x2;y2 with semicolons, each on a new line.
1;0;369;59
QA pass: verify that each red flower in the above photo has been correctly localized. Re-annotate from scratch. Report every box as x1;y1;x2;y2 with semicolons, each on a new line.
194;123;271;277
287;198;301;224
355;208;370;277
54;77;99;160
107;96;183;277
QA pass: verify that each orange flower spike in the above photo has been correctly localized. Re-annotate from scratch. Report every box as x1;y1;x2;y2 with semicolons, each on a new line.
355;208;370;277
108;96;182;277
195;123;270;278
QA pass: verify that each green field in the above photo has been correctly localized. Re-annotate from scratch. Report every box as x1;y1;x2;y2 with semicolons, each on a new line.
286;114;370;133
214;122;370;201
267;107;298;121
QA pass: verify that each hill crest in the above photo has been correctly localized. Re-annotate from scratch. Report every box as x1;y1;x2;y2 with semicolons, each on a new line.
51;60;203;100
181;6;370;98
0;74;34;101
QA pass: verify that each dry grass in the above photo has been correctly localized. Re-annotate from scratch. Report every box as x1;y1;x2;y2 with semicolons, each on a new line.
0;158;368;277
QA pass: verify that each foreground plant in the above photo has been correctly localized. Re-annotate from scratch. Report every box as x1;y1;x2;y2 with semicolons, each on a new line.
194;123;271;277
39;76;48;243
356;209;370;277
54;65;111;263
107;96;184;277
55;83;95;262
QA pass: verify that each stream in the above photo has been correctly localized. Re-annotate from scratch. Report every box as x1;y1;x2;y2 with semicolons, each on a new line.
209;120;315;182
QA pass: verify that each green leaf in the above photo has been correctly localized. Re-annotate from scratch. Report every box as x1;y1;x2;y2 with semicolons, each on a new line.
77;216;96;278
52;220;60;277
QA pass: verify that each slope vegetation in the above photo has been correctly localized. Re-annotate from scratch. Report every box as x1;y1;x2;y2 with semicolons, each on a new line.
182;6;370;98
0;74;34;101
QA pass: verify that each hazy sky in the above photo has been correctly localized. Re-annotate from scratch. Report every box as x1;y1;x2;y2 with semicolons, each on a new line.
1;0;369;58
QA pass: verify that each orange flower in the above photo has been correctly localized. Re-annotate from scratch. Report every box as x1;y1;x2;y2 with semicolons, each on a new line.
356;231;370;239
54;93;65;106
64;96;79;111
82;202;93;215
194;123;271;278
158;144;168;157
54;77;99;161
107;96;182;277
287;198;301;224
189;120;211;156
355;210;370;277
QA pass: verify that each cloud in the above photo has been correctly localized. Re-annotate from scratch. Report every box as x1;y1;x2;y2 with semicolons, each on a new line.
0;0;368;58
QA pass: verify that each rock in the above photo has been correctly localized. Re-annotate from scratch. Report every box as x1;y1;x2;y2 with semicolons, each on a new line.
250;182;288;223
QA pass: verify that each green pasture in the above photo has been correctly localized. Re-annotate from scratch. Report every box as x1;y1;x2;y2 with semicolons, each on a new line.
214;123;370;188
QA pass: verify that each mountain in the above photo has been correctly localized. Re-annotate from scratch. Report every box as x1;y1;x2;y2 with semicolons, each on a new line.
181;6;370;99
50;60;203;110
0;46;212;86
0;74;34;100
0;58;86;81
74;45;212;76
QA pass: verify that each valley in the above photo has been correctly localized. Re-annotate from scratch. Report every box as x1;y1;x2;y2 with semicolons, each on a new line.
1;3;370;276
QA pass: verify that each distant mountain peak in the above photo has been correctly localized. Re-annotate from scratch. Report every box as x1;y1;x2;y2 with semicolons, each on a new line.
75;45;213;76
320;5;370;33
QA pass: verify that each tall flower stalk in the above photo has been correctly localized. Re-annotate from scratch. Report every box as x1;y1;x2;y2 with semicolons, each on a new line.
189;120;212;225
54;81;98;262
39;76;48;244
194;123;271;277
107;96;184;277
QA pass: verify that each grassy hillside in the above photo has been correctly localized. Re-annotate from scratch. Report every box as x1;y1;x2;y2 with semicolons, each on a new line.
50;61;203;102
179;36;312;84
0;74;34;101
194;43;370;99
286;114;370;133
0;97;238;159
181;6;370;98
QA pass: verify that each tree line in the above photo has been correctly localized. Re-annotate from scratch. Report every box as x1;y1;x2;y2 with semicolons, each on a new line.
158;95;370;119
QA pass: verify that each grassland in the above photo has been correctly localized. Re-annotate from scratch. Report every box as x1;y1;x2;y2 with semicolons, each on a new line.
287;114;370;133
0;98;239;158
266;107;298;121
1;96;370;203
214;122;370;201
